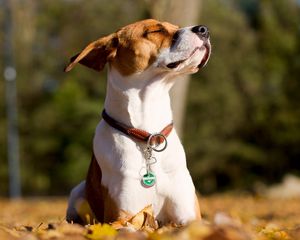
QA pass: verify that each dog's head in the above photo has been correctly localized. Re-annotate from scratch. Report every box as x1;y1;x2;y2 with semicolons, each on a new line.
65;19;211;76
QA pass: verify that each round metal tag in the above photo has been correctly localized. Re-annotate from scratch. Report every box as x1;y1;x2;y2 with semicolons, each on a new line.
141;172;156;188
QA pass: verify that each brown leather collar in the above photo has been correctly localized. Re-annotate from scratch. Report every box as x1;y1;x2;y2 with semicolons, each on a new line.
102;109;173;144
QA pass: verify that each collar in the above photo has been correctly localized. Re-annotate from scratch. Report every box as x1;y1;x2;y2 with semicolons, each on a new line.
101;109;173;144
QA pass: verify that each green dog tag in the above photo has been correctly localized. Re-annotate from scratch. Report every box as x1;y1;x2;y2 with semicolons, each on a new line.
141;172;156;188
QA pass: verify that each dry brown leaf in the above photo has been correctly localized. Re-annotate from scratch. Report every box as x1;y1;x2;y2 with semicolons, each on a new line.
110;209;133;230
128;205;158;231
111;204;158;232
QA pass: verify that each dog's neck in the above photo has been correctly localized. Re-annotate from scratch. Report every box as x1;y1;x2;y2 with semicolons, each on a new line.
104;67;176;133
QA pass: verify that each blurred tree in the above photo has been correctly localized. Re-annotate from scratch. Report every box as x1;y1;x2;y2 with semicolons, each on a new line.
148;0;202;136
3;0;21;198
185;0;262;193
0;1;7;195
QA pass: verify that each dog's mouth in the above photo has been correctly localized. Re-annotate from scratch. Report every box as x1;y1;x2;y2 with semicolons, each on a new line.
198;42;211;68
166;41;211;70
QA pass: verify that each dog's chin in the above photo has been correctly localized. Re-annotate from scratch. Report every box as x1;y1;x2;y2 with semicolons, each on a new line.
166;42;211;73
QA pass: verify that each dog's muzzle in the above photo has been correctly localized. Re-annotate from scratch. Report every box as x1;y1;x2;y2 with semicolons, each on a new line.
167;25;211;69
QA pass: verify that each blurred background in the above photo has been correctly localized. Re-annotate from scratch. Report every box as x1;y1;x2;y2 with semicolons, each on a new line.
0;0;299;197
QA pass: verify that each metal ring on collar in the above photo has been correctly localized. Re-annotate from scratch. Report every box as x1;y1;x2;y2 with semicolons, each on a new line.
147;133;168;152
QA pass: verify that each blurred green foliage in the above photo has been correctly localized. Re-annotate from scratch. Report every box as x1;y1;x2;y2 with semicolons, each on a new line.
0;0;299;195
186;0;300;193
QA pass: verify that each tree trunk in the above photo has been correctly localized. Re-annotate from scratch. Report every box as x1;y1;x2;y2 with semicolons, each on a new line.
148;0;202;137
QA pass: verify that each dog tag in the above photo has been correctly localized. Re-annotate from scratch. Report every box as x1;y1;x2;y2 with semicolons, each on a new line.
141;172;156;188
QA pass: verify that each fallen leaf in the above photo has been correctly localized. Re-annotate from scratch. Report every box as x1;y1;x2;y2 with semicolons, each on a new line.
128;205;158;231
85;223;117;239
111;205;158;232
111;209;133;230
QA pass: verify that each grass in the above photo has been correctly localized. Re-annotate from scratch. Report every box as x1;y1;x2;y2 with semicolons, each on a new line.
0;194;299;239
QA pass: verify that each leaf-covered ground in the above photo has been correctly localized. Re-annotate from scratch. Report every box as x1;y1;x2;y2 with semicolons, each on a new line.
0;194;299;239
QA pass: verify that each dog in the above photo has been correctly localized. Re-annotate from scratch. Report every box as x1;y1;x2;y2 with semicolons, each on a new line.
65;19;210;225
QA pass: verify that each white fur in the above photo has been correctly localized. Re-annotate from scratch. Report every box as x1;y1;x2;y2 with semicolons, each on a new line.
67;25;210;225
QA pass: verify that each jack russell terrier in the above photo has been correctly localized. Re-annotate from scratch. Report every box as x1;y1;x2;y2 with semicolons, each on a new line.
65;19;211;225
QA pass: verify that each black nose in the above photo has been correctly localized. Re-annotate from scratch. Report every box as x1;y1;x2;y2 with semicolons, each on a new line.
191;25;209;38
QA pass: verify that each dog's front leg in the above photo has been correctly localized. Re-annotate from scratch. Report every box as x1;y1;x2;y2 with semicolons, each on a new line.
109;177;156;216
166;170;200;224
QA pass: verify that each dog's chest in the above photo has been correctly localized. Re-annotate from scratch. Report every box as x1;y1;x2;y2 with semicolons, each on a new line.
95;124;177;217
93;121;186;213
94;121;185;172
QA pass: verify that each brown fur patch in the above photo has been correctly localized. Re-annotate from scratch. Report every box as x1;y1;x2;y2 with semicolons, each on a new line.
85;154;119;223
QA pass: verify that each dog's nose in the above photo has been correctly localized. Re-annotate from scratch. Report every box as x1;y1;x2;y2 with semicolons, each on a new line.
191;25;209;38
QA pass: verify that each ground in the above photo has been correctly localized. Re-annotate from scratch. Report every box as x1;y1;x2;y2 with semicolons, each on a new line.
0;194;299;239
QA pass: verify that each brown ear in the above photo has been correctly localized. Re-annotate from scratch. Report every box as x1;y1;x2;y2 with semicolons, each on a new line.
64;33;118;72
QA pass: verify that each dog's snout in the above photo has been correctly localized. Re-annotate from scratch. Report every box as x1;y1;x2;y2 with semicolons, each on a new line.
191;25;209;38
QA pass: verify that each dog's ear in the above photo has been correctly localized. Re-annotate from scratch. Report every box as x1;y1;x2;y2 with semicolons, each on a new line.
64;33;118;72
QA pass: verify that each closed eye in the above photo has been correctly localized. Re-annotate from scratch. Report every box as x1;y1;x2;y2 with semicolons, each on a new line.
143;28;167;37
148;29;165;34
